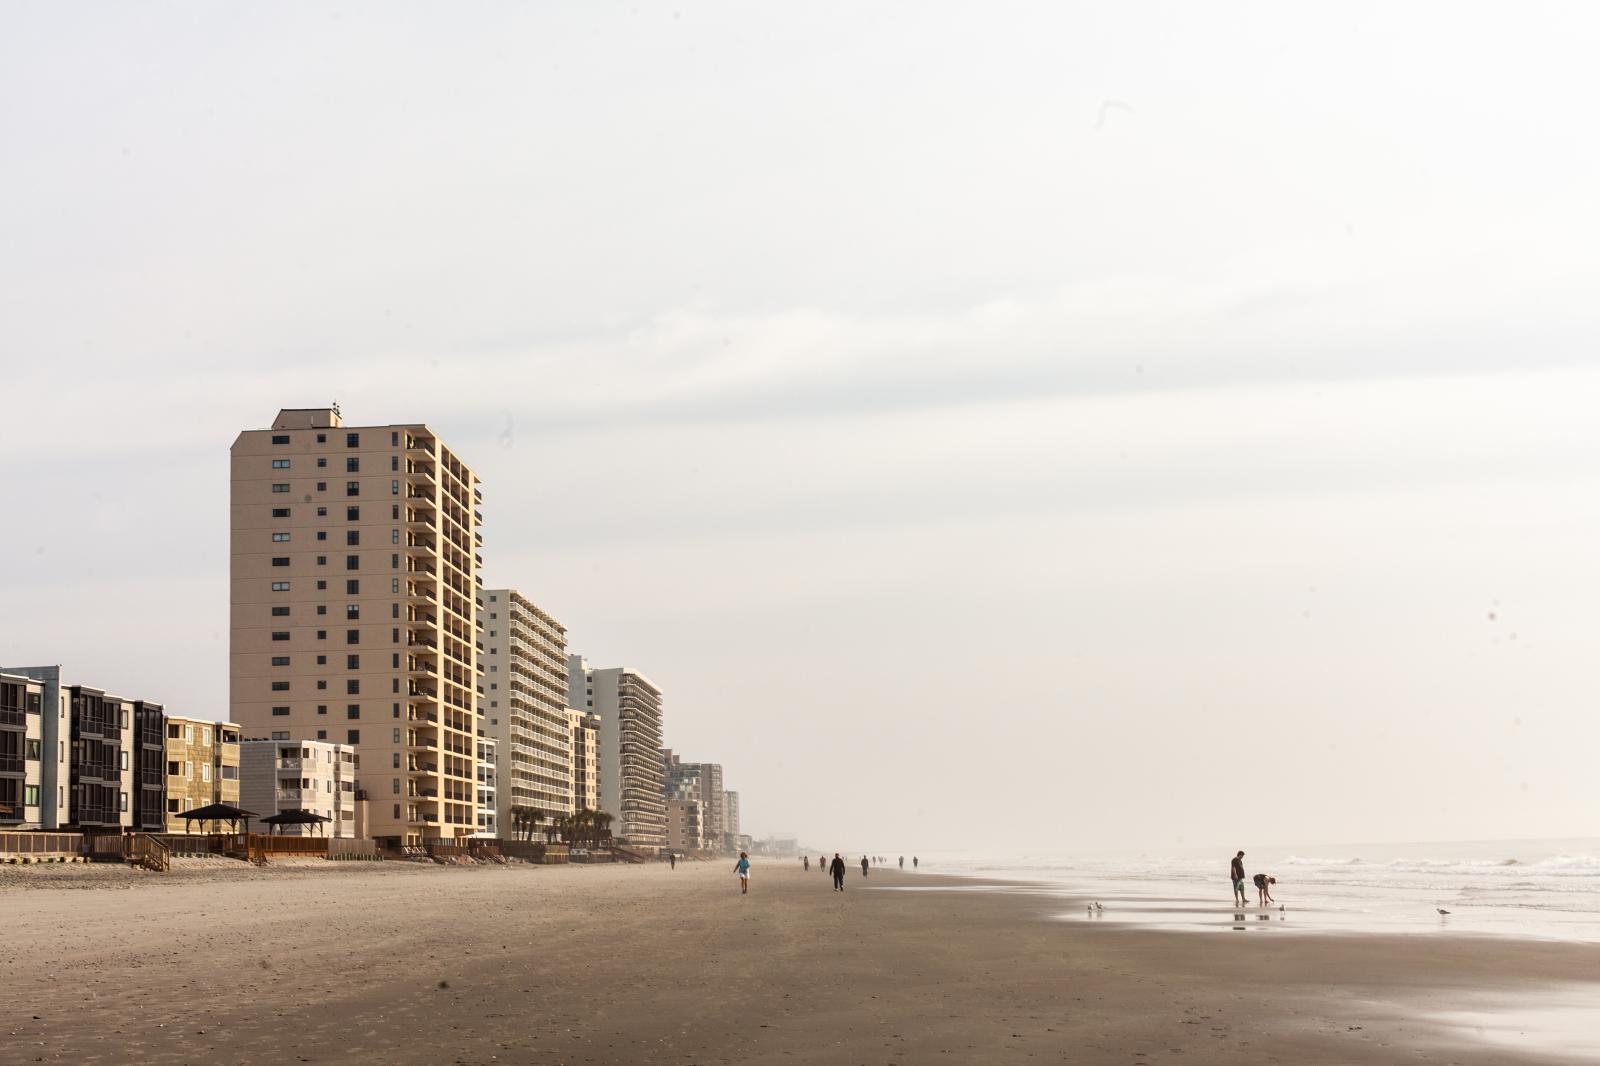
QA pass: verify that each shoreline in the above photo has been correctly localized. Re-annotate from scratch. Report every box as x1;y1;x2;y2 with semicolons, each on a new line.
6;859;1597;1063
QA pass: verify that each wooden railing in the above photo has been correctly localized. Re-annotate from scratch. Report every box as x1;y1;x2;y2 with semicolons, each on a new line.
126;834;170;873
0;831;83;859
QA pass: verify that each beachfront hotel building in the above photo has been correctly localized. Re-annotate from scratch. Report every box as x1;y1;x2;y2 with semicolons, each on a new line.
0;672;51;830
479;589;574;832
240;739;361;837
663;752;725;851
163;716;242;831
665;797;703;854
568;708;600;813
231;407;482;845
568;656;667;852
723;790;740;847
474;736;498;838
131;701;168;833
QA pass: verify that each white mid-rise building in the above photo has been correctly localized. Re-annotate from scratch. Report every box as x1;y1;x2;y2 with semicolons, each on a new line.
479;589;574;834
567;656;666;852
239;739;361;837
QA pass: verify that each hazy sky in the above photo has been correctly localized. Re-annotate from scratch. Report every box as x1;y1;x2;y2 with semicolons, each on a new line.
5;3;1600;852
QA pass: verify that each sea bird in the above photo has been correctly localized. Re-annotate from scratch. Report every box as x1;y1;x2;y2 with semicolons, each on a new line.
1094;902;1104;911
1437;908;1451;916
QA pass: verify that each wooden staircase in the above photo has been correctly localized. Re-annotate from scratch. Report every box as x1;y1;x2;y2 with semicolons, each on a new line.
126;834;171;873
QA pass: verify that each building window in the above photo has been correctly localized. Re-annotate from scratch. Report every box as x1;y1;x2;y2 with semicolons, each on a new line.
316;433;326;443
346;506;361;521
202;764;210;782
346;530;360;546
316;481;327;491
347;730;360;744
316;558;327;569
346;703;360;718
346;630;360;645
316;655;327;665
271;581;290;591
271;532;290;542
316;630;327;640
271;681;290;691
391;578;400;594
271;631;290;641
272;606;290;616
316;680;327;690
271;706;290;717
392;779;400;793
272;483;290;493
346;579;360;594
346;481;359;497
271;557;289;567
316;506;327;517
391;480;400;495
317;730;328;740
272;507;290;518
317;457;327;468
346;457;360;472
271;459;291;469
317;705;327;716
346;654;360;669
346;555;359;570
316;605;327;615
346;604;359;620
391;530;399;544
271;434;290;444
317;531;327;541
119;792;128;813
166;761;179;776
391;455;399;471
271;731;289;741
347;433;360;448
271;656;290;666
26;739;41;760
346;680;360;695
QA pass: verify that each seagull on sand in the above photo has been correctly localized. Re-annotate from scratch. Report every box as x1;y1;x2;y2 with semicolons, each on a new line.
1094;902;1104;911
1437;908;1451;915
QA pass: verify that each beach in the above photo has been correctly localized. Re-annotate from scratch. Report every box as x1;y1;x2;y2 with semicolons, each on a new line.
4;859;1597;1065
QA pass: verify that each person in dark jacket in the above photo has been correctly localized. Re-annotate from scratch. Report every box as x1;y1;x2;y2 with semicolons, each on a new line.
830;853;847;891
860;855;870;878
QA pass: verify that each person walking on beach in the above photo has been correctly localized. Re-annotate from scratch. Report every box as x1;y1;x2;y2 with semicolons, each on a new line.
913;856;918;869
1253;872;1276;906
1230;851;1247;906
861;855;870;878
803;855;810;872
734;851;751;895
669;852;676;870
830;852;847;891
898;855;904;870
819;855;827;872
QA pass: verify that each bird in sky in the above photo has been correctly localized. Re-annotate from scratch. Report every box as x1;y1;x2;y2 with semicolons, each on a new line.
1437;908;1451;915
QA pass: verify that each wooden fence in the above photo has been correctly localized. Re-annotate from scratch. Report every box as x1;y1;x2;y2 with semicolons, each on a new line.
327;838;380;860
0;831;83;861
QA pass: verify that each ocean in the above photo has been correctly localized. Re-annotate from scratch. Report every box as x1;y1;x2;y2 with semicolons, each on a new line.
911;837;1600;941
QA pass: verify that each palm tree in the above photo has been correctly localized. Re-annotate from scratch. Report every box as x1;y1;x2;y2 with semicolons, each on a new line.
524;807;544;843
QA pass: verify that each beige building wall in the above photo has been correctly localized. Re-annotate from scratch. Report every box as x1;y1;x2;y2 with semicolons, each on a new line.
480;590;573;831
230;407;481;845
163;716;242;831
567;709;600;813
665;797;702;854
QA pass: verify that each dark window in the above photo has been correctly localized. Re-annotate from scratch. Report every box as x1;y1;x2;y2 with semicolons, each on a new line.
271;557;289;567
272;706;290;717
391;653;399;668
316;579;327;590
391;431;399;446
270;681;290;691
346;481;359;497
316;531;327;541
347;506;360;521
316;481;327;491
346;530;359;546
316;680;328;690
316;506;327;516
347;730;360;744
347;655;360;669
316;630;327;640
346;579;359;594
167;760;179;775
316;557;327;568
271;631;290;641
391;554;399;568
346;555;359;570
270;656;290;666
391;504;399;519
346;629;360;645
271;606;290;617
346;457;360;473
347;433;360;448
272;507;290;518
317;457;327;468
316;605;327;615
346;604;360;619
271;434;290;444
26;739;41;760
316;433;326;443
318;730;328;740
391;456;399;471
346;704;360;718
272;483;290;493
271;459;290;469
317;705;327;716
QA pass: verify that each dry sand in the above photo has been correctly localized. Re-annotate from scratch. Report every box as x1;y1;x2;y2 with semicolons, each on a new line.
3;858;1596;1064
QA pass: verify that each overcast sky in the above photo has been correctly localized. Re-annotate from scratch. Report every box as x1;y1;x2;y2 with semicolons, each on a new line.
5;3;1600;853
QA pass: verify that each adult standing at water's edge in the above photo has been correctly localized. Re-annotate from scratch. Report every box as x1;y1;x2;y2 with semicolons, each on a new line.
830;853;847;891
1230;851;1247;906
734;851;751;895
669;852;676;871
861;855;870;878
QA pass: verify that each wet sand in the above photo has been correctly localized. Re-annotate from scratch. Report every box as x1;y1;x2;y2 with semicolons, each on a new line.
4;858;1597;1064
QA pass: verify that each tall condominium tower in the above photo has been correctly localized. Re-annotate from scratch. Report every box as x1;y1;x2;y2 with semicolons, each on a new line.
567;708;600;813
231;407;481;845
479;589;574;832
567;655;667;852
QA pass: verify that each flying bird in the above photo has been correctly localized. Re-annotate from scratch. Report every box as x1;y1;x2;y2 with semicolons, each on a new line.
1437;908;1451;916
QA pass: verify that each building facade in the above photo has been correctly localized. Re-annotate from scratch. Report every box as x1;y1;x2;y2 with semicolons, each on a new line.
665;797;703;854
723;790;741;846
474;736;497;838
67;684;134;831
239;739;360;837
230;407;481;845
568;656;666;852
567;708;600;813
663;751;725;852
0;672;47;829
163;716;242;830
131;701;167;832
479;589;573;833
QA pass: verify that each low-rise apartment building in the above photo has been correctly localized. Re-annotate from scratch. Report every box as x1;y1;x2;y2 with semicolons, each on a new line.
567;708;600;813
665;797;704;854
240;739;361;837
164;716;243;831
0;672;48;829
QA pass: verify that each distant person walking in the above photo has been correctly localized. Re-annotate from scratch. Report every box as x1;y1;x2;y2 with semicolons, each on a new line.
860;855;870;878
1230;851;1247;906
669;852;676;870
1253;873;1276;906
830;853;847;891
819;855;827;872
803;855;810;872
734;851;751;895
913;856;918;869
898;855;904;869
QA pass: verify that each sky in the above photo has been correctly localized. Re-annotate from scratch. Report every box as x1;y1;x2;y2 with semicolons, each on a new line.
4;2;1600;853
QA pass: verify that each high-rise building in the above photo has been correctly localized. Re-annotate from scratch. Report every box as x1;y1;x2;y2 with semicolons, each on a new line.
723;790;741;843
231;407;482;845
474;736;497;838
479;589;573;833
567;708;600;813
567;656;667;852
662;751;725;852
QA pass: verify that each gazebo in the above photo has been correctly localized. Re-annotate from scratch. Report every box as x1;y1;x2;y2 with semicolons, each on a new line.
176;802;258;835
261;809;332;836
